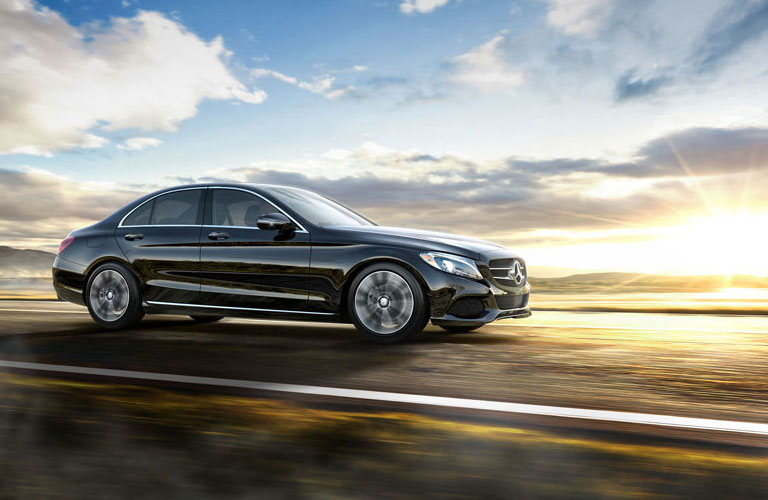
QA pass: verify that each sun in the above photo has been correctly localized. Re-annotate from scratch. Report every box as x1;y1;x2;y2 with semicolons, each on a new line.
663;211;768;277
522;210;768;278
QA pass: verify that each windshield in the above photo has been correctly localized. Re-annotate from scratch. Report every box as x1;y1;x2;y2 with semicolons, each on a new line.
267;187;375;227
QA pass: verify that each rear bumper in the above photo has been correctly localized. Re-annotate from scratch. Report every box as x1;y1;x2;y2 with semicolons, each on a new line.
52;256;87;306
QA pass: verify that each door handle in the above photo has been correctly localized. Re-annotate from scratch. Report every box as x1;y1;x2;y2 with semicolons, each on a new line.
124;233;144;241
208;231;230;241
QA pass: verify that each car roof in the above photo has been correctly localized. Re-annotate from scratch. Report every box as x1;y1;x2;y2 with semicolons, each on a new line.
153;182;304;193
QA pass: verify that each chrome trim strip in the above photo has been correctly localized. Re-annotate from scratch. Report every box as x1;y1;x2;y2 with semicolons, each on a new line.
201;224;308;234
116;224;202;228
203;225;258;230
119;187;205;228
208;186;308;233
145;300;336;316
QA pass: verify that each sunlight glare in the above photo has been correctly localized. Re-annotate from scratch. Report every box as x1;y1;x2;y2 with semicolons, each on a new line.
523;210;768;276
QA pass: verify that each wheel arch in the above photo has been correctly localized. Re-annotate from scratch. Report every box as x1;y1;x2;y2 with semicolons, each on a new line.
82;256;141;302
338;256;432;319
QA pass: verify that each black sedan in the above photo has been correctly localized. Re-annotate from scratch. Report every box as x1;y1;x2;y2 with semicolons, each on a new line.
53;184;531;342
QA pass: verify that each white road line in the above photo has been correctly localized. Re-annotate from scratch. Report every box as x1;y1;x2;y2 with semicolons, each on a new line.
1;359;767;436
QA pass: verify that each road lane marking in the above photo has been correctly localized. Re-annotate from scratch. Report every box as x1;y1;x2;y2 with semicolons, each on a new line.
1;359;767;436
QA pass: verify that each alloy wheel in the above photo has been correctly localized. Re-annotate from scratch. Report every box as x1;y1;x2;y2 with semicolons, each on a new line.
89;269;130;322
353;270;414;335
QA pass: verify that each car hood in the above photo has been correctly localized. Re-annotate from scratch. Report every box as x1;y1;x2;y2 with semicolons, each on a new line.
324;225;519;261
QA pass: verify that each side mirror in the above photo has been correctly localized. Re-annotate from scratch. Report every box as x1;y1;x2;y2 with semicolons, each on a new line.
256;212;293;232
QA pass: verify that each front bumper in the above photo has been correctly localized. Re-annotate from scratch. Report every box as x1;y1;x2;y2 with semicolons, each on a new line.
421;260;532;326
430;290;531;326
432;306;531;327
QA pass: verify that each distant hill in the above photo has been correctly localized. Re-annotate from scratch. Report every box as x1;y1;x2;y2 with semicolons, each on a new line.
0;246;56;277
530;272;768;293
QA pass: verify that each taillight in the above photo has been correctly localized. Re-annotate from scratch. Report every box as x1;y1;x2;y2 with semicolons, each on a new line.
58;236;75;254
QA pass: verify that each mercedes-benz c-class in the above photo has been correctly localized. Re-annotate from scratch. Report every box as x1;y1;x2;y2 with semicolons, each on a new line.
52;184;531;342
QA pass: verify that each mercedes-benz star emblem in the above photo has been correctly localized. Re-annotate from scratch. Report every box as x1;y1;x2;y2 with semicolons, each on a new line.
508;261;525;285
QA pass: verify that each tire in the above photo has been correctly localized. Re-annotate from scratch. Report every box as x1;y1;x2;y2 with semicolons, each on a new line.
85;262;144;329
439;324;484;334
348;263;429;343
189;314;224;323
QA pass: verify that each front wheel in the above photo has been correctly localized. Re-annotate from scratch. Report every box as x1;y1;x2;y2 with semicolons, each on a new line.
85;263;144;329
348;263;429;343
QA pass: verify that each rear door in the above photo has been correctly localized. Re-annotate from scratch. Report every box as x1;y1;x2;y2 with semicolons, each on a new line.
115;188;206;304
198;187;311;312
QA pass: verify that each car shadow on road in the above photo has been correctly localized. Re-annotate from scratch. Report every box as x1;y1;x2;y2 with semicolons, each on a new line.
0;316;520;385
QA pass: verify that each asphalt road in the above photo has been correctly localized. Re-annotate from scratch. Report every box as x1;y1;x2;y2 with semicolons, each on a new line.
1;301;768;499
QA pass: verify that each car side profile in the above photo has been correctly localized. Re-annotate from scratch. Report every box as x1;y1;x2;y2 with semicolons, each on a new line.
52;184;531;343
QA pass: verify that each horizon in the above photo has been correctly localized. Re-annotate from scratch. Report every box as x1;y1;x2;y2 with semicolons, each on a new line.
2;0;768;277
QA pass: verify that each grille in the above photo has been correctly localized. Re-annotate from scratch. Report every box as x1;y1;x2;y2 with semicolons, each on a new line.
495;293;529;310
488;258;527;288
446;297;486;318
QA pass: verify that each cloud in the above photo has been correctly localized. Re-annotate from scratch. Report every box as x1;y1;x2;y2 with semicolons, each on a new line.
526;1;768;107
450;35;526;94
631;127;768;177
400;0;449;14
331;65;369;73
0;168;145;249
250;68;299;85
251;68;355;100
693;0;768;73
202;127;768;237
116;137;163;151
3;127;766;252
0;0;265;156
544;0;615;36
614;69;673;101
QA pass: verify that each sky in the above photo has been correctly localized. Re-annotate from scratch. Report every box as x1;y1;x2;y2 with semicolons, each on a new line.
1;0;768;277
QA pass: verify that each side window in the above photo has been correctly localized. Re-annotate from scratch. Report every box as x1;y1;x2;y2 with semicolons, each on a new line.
123;201;153;226
150;190;203;225
212;190;279;228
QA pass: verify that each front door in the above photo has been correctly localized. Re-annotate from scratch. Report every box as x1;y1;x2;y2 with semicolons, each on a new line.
115;188;205;304
198;188;311;312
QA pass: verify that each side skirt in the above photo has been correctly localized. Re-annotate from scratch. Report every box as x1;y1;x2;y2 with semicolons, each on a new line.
143;300;345;324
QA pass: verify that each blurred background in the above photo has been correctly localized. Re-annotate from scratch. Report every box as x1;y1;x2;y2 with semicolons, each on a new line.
2;0;768;498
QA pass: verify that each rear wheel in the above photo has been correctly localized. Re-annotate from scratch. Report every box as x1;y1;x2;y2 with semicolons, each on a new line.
189;314;224;323
348;263;429;343
438;324;484;334
85;263;144;329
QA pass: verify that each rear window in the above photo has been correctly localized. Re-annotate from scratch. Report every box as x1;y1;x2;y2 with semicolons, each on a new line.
150;190;204;225
123;201;152;226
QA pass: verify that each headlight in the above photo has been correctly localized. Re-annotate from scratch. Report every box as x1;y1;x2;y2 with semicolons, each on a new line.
419;252;482;280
